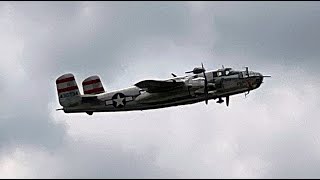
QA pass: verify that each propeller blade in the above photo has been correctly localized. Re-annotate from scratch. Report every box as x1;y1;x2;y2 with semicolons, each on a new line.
263;75;271;77
226;96;229;106
202;62;208;105
171;73;177;77
245;90;250;98
204;83;208;104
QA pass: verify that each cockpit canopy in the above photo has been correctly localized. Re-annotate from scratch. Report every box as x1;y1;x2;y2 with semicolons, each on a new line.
212;68;239;77
245;71;260;77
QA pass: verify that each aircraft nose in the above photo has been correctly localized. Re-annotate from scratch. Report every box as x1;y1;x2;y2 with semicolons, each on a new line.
255;73;263;86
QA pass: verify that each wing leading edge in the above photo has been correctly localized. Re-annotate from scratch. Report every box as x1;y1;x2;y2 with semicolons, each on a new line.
134;80;185;93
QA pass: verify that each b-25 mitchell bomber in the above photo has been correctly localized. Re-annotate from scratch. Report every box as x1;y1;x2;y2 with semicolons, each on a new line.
56;63;270;115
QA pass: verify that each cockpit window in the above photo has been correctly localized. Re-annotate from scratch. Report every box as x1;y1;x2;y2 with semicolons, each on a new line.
228;71;240;76
239;72;243;78
241;71;249;78
250;72;259;76
213;69;235;77
212;72;218;77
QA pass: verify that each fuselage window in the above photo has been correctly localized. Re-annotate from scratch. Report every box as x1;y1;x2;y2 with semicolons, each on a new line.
212;72;218;77
239;72;243;78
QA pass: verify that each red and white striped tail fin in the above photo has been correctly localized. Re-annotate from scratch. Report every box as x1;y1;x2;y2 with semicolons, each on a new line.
82;75;105;95
56;73;81;107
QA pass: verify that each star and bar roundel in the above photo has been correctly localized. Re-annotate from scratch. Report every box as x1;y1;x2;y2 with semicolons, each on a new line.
112;93;126;108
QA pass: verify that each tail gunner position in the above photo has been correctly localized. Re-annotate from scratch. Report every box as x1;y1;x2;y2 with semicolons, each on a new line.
56;64;270;115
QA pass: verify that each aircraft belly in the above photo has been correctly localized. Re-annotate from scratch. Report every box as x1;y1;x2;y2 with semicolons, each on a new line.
214;88;248;97
107;97;201;112
116;91;195;111
135;91;190;104
64;93;200;113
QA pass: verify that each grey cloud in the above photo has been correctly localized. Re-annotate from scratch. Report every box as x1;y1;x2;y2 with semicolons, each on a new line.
0;5;66;151
0;79;67;150
9;2;195;85
53;140;175;178
0;138;176;178
1;1;320;178
210;2;320;66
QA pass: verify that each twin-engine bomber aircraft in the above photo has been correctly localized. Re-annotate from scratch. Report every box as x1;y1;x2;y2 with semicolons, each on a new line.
56;64;270;115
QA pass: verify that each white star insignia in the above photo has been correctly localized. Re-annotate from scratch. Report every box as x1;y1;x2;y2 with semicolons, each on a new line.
113;94;125;107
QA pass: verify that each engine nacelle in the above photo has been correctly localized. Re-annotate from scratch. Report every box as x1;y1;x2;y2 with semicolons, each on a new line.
215;77;238;90
82;75;105;95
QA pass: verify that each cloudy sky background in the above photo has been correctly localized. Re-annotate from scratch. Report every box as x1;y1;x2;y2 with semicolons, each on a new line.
1;1;320;178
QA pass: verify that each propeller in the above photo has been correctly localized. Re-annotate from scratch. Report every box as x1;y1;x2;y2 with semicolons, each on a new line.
185;63;209;104
202;63;209;105
226;96;229;106
171;73;177;77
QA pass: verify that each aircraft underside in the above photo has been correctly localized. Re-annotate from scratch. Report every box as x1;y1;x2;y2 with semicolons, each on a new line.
63;87;250;114
56;64;269;115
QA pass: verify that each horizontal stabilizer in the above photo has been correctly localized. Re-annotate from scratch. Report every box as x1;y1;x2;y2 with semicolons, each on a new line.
81;94;100;104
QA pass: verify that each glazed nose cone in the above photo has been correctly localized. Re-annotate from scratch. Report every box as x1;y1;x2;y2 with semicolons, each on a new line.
255;73;263;87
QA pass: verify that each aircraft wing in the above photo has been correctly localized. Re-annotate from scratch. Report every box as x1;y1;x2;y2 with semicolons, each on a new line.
134;80;185;93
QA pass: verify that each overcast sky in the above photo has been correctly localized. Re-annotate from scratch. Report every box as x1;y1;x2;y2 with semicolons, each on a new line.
1;1;320;178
